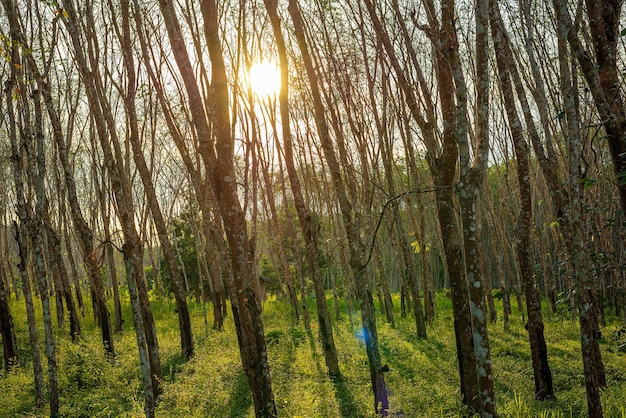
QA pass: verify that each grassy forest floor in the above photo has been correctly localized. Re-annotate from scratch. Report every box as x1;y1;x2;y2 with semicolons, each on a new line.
2;291;626;417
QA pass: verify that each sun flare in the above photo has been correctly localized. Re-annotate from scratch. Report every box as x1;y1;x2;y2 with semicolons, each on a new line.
249;62;282;97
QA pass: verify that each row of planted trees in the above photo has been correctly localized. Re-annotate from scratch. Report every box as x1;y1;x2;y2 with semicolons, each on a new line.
0;0;625;417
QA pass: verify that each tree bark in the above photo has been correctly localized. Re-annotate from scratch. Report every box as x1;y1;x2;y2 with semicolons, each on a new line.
263;0;341;378
62;1;160;411
491;0;555;400
156;0;278;414
365;0;482;410
45;224;81;341
553;2;607;414
0;267;19;371
119;0;194;359
5;73;46;410
289;1;388;412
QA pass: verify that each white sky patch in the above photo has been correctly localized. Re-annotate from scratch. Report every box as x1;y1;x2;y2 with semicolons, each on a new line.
248;62;281;97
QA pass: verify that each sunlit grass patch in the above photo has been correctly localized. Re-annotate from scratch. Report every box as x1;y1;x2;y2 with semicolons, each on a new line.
3;291;626;417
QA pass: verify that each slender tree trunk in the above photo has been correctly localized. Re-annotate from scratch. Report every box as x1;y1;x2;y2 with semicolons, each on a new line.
44;235;65;330
119;0;193;359
490;0;555;400
377;258;395;328
29;85;60;418
63;1;160;410
122;242;156;418
0;267;19;371
156;0;277;414
365;0;481;409
30;20;116;353
61;203;84;317
14;223;45;408
553;2;606;414
289;1;388;412
263;0;340;378
200;3;277;414
106;242;123;333
45;225;81;341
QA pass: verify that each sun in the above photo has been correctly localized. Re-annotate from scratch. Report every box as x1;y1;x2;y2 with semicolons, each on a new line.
248;62;282;97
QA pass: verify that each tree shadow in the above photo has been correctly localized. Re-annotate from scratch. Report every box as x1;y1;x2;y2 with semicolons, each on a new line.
306;327;358;416
332;376;360;417
163;353;187;383
226;371;252;417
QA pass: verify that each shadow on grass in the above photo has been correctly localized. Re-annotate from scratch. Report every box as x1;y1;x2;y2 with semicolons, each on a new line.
227;370;252;417
306;328;324;376
306;326;358;416
163;353;187;383
332;376;360;417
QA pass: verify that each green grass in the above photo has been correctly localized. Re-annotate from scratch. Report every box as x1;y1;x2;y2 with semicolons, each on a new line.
1;291;625;417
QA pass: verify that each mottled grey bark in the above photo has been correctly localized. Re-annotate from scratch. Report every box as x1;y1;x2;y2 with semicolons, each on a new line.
453;1;495;414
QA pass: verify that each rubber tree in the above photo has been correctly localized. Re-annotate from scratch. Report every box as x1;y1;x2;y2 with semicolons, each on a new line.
262;0;341;378
289;0;390;413
157;0;278;415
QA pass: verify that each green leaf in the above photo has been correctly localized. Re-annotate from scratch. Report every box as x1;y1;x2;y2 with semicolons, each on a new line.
621;28;626;36
579;177;596;189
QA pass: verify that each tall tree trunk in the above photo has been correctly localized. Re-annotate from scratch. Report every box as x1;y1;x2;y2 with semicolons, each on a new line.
156;0;278;414
289;1;388;412
262;0;341;378
119;0;194;359
366;0;482;409
553;2;607;414
4;80;48;411
200;3;277;414
63;1;160;411
490;0;556;400
30;84;60;418
14;223;46;408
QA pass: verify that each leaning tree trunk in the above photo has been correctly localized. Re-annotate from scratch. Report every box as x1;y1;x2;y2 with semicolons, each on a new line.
29;83;61;418
200;3;277;414
289;1;388;413
5;78;45;409
262;0;341;378
63;1;160;412
156;0;278;414
119;0;193;359
490;0;555;400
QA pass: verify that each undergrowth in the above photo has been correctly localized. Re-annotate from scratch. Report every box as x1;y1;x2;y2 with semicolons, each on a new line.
1;292;625;417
